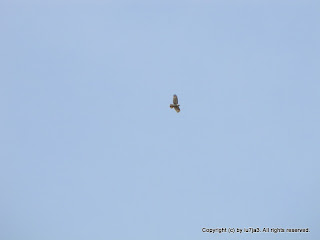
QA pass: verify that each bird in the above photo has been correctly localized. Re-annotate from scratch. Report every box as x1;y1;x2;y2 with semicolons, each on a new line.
170;94;180;113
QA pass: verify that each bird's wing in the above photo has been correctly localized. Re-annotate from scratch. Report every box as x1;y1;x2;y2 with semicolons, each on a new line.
173;95;178;104
174;106;180;113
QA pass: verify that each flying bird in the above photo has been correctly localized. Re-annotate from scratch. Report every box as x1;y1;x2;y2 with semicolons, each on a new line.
170;94;180;113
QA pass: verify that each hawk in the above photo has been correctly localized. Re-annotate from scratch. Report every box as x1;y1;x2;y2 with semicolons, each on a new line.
170;94;180;113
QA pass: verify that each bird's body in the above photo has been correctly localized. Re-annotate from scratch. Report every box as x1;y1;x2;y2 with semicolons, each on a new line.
170;94;180;113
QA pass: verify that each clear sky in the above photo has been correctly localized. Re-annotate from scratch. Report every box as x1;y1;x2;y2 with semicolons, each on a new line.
0;1;319;240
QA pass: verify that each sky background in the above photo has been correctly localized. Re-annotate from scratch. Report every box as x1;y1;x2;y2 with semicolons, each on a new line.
0;1;319;240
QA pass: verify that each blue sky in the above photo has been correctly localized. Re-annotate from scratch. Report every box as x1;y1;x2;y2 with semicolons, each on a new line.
1;1;319;240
